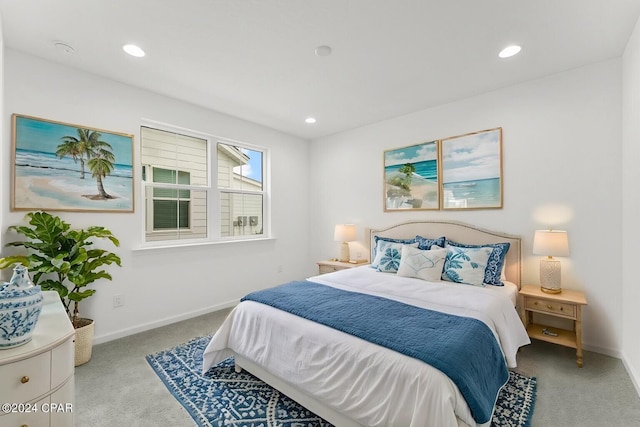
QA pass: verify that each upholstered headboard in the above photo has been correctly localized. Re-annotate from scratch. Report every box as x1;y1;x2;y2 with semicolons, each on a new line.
367;220;522;288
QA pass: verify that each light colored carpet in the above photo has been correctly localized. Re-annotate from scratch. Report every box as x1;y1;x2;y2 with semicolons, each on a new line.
75;308;640;427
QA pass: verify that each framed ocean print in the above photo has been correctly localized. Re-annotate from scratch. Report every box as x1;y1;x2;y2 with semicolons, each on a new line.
440;127;503;210
384;140;439;211
11;114;134;212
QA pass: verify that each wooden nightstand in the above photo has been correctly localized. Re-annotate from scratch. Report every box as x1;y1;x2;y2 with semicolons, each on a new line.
519;285;588;367
316;260;368;275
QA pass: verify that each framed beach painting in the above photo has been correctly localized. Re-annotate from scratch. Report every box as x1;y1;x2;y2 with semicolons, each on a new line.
384;140;439;211
11;114;134;212
440;127;503;210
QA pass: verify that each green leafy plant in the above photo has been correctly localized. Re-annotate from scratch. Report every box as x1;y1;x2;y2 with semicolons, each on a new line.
0;211;121;328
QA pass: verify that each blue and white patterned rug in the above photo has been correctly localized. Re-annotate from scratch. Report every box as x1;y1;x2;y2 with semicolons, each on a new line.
146;335;536;427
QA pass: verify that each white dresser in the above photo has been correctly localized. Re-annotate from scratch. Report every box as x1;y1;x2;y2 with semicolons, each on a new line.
0;291;75;426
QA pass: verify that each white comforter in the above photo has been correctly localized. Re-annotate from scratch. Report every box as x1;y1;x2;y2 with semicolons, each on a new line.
202;266;530;427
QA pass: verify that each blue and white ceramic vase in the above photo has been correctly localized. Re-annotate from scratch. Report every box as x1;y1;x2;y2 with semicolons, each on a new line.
0;264;44;348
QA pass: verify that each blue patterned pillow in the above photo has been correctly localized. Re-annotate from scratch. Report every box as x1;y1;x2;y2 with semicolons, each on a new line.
446;240;510;286
415;235;446;250
442;246;493;286
371;236;417;269
374;241;419;273
397;245;448;281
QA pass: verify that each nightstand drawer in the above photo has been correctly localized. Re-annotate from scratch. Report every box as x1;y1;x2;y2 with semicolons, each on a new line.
319;265;342;274
525;297;576;318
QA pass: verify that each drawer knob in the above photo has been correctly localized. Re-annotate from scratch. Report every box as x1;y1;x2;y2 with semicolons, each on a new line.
21;376;30;384
534;302;538;305
547;304;553;310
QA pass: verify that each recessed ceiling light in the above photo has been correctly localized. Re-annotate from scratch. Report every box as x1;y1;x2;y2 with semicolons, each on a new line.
53;41;75;54
305;117;317;124
123;44;145;58
314;45;332;57
498;45;522;59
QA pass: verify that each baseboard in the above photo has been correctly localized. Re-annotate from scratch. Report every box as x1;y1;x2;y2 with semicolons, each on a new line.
92;299;239;345
621;352;640;397
582;342;622;359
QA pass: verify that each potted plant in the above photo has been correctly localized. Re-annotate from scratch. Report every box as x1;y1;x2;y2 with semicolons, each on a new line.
0;211;121;365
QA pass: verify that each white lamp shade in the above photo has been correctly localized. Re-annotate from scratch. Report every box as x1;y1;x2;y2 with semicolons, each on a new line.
533;230;569;257
334;224;356;242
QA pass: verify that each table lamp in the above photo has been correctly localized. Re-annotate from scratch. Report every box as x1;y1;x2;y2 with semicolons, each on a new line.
334;224;356;262
533;229;569;294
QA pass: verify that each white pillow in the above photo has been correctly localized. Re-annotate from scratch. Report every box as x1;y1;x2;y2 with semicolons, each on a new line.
397;245;448;281
442;245;493;287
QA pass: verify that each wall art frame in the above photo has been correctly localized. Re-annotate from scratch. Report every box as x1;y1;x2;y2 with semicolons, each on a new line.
440;127;503;210
11;114;134;213
383;140;440;211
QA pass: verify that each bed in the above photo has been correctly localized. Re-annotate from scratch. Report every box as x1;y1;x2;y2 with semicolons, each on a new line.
202;220;530;427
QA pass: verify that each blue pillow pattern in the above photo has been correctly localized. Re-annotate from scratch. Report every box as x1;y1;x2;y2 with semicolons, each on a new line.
415;235;446;250
374;241;419;273
446;240;510;286
371;236;416;268
442;246;493;286
377;245;403;273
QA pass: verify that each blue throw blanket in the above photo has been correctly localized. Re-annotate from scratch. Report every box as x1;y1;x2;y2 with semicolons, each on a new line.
242;280;508;424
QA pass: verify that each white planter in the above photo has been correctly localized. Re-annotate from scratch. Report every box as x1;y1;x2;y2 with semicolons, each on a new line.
74;318;94;366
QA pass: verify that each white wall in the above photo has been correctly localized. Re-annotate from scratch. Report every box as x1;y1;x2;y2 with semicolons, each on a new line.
310;59;623;355
622;15;640;392
1;50;311;343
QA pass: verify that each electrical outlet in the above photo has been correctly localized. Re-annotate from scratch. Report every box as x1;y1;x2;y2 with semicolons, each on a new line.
113;294;124;308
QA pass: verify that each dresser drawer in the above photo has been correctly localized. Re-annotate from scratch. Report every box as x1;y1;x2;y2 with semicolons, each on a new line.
51;337;74;388
0;394;50;426
50;377;74;427
0;350;51;404
525;297;576;318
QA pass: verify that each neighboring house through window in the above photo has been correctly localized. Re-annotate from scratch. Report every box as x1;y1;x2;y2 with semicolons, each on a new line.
141;125;267;245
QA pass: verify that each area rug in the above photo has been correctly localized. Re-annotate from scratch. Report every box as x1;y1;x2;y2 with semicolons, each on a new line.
146;335;536;427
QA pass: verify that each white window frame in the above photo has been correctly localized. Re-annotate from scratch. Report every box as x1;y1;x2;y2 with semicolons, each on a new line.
143;165;193;233
139;120;270;248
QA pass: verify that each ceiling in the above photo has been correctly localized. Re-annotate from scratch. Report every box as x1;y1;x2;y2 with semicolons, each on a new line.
1;1;639;140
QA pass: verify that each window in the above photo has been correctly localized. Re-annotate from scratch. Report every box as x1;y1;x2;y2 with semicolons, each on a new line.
141;125;267;245
150;168;190;230
218;143;264;237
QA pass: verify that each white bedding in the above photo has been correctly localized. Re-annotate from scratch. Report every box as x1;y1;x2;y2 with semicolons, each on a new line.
202;266;530;427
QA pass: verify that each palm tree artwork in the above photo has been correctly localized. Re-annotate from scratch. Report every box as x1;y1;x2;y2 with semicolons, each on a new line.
57;128;116;200
13;114;133;212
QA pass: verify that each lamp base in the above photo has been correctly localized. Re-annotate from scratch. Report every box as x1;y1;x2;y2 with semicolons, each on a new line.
339;242;350;263
540;258;562;294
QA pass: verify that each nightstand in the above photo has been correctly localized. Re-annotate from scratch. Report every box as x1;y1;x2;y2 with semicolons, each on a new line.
316;260;368;275
519;285;588;367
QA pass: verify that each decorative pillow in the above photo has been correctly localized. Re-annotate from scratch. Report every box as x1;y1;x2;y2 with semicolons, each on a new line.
415;235;446;250
374;241;419;273
442;246;493;286
371;236;417;269
397;245;448;282
446;240;510;286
